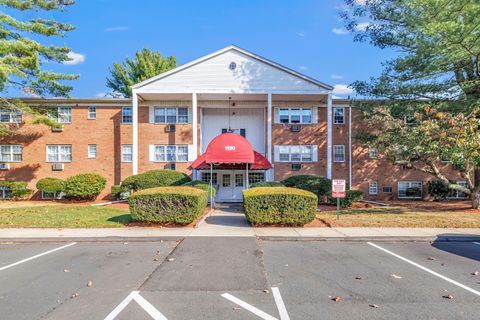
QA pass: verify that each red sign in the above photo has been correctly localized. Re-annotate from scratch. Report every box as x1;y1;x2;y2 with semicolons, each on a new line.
332;179;346;198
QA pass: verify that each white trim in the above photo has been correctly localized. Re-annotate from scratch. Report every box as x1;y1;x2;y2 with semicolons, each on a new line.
369;181;378;195
122;144;133;163
87;106;96;120
46;145;72;163
333;107;345;124
0;144;22;163
267;93;272;162
132;45;333;91
326;93;333;179
149;145;189;162
348;105;352;189
398;181;422;199
132;91;138;174
87;144;97;159
192;93;198;159
333;145;345;163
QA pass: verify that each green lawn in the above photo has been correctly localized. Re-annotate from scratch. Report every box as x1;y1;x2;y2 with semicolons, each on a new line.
0;205;132;228
317;206;480;228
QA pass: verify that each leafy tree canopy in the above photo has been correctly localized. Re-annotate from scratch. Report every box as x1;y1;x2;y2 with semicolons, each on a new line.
106;48;176;98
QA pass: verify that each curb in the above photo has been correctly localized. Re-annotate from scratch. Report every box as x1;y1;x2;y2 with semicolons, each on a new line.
0;236;186;243
258;236;480;242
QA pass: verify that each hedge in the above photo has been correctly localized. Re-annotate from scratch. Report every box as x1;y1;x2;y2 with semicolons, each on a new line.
250;181;284;188
36;178;65;196
128;186;208;224
281;175;331;197
111;185;130;200
327;189;364;207
182;180;216;199
428;180;450;201
0;181;32;200
64;173;107;200
243;187;317;226
122;170;191;191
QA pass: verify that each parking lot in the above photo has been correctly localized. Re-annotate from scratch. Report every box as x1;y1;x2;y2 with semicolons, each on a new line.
0;238;479;320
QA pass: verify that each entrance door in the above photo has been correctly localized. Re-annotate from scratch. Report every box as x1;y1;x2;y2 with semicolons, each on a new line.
216;170;245;202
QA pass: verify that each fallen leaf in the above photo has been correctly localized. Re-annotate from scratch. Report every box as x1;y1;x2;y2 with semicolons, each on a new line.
167;258;174;262
443;294;454;300
63;268;70;273
332;296;342;302
262;289;269;293
355;276;362;280
153;258;159;261
156;250;161;255
427;257;436;261
391;274;403;279
369;304;379;308
87;280;93;287
472;271;479;276
71;292;79;299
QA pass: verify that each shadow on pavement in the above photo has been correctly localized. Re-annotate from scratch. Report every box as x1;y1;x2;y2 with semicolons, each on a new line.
432;234;480;262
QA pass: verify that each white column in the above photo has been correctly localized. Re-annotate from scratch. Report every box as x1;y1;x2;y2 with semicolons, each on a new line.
132;90;139;175
348;103;352;189
192;93;198;158
326;92;333;179
267;93;273;181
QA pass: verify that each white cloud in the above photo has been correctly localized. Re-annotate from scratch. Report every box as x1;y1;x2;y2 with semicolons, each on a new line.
298;66;308;71
355;22;371;31
355;0;367;5
63;51;85;65
331;74;344;80
332;27;349;35
333;84;354;95
105;26;130;32
298;32;306;37
96;92;107;98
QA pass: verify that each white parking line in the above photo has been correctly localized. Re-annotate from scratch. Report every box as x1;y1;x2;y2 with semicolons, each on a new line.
473;242;480;246
272;287;290;320
221;293;278;320
104;291;167;320
0;242;77;272
367;242;480;297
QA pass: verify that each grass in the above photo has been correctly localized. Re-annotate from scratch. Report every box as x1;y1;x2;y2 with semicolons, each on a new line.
0;204;132;228
317;206;480;228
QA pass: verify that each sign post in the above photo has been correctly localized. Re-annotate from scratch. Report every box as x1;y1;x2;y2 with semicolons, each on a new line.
332;179;346;220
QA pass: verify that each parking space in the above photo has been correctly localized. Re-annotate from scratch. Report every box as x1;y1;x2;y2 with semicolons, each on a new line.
0;239;478;319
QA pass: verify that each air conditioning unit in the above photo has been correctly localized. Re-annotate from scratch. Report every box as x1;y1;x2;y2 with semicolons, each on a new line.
164;163;176;170
290;124;301;132
165;124;176;132
291;163;302;171
52;163;64;171
0;163;10;170
52;126;64;132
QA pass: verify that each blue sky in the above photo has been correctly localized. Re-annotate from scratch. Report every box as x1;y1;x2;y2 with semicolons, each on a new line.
15;0;397;98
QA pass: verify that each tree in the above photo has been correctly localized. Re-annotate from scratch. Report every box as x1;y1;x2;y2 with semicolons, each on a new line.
342;0;480;207
0;0;78;137
106;49;176;98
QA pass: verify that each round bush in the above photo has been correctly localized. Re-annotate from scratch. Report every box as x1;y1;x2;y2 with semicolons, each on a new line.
64;173;107;200
182;181;216;198
122;170;191;191
0;181;32;200
250;181;284;188
243;187;318;226
36;178;65;195
428;180;450;200
281;175;331;197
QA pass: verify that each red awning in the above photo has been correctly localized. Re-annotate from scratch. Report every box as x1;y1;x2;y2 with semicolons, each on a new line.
191;133;272;170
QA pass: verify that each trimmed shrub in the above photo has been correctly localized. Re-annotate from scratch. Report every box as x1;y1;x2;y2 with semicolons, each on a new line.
428;180;450;201
0;181;32;200
111;185;130;200
406;187;422;198
36;178;65;198
281;175;332;197
64;173;107;200
128;186;208;224
182;180;216;198
250;181;284;188
327;189;364;207
122;170;191;191
243;187;317;226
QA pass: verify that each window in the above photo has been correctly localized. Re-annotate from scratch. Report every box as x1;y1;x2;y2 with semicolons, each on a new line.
88;106;96;119
201;172;217;185
88;144;97;159
235;174;244;187
121;144;132;162
369;182;378;195
222;174;231;187
382;186;393;193
369;148;379;159
0;145;22;162
447;181;468;199
154;107;189;124
248;172;265;184
278;108;313;124
333;107;344;124
48;107;71;123
277;145;315;162
122;107;132;123
46;145;72;162
334;145;345;162
398;181;422;198
0;108;21;123
153;145;188;162
0;187;12;199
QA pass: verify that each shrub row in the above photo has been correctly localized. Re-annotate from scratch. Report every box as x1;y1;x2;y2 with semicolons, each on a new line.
243;187;317;226
122;170;190;192
128;186;208;224
182;180;216;199
36;173;106;200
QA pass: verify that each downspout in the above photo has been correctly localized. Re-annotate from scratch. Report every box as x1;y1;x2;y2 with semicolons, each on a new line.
348;99;352;190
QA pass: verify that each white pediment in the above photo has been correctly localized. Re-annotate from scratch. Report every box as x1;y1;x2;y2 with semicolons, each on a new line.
133;46;332;94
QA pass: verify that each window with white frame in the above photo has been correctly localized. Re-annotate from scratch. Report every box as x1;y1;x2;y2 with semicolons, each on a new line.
278;108;313;124
248;172;265;184
0;187;12;199
398;181;422;198
201;172;217;184
0;145;22;162
122;107;132;123
153;145;188;162
121;144;132;162
88;144;97;159
0;108;21;123
447;181;469;199
46;145;72;162
369;147;379;159
48;107;72;123
369;181;378;195
278;145;314;162
154;107;189;124
333;107;344;124
88;106;96;119
334;145;345;162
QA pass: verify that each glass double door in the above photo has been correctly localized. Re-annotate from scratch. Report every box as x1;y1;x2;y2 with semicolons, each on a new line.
216;170;246;202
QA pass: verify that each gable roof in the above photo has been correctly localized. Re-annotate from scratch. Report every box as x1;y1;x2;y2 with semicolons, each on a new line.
132;45;333;91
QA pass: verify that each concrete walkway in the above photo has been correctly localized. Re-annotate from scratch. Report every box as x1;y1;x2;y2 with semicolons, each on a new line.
1;205;480;241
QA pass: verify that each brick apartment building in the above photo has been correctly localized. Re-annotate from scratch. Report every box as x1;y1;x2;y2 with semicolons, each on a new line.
0;46;467;202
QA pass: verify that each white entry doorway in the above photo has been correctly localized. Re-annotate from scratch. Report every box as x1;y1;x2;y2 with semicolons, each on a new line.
217;170;246;202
